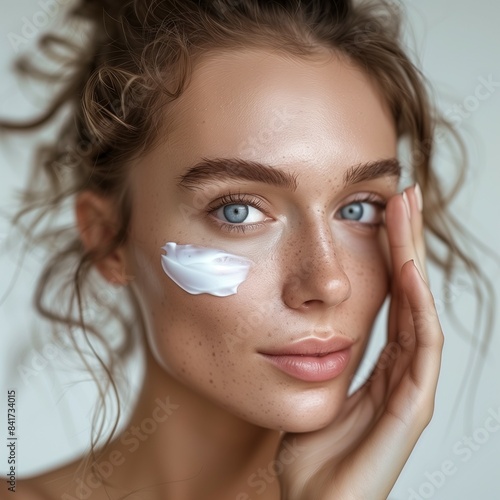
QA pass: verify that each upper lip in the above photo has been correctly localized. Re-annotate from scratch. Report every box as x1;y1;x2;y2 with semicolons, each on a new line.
259;335;354;357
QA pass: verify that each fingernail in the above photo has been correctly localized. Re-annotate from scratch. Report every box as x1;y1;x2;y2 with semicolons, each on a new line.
402;191;411;219
411;259;424;281
414;183;423;212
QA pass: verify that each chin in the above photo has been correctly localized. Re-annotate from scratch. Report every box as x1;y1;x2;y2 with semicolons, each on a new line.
238;392;345;433
277;418;337;434
266;410;342;434
283;406;343;433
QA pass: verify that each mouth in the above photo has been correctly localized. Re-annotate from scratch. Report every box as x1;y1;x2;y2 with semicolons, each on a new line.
258;336;354;383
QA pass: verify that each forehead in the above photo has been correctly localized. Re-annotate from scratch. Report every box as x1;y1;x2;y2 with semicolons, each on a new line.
163;48;397;170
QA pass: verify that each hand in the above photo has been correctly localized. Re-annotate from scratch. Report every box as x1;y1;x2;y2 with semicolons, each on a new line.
278;185;444;500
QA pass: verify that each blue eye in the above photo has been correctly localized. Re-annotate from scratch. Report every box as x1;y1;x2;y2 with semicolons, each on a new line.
222;204;249;223
339;201;383;225
207;193;270;233
212;198;268;225
340;202;364;220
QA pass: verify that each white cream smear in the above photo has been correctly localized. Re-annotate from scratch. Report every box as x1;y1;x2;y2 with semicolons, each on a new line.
160;242;254;297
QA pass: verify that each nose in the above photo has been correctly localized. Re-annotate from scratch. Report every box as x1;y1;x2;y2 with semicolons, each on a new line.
281;221;351;311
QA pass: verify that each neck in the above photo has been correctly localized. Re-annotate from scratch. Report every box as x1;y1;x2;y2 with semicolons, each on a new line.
108;348;282;500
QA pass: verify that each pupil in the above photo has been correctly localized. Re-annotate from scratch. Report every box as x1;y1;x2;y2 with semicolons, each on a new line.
342;203;363;220
224;204;249;223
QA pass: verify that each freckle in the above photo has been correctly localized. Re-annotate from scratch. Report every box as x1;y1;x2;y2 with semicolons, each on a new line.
212;352;215;357
198;341;202;346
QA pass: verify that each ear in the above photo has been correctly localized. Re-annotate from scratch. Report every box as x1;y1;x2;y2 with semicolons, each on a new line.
75;190;133;286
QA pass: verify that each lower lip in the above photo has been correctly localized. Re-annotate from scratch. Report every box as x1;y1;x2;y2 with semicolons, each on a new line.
260;348;352;382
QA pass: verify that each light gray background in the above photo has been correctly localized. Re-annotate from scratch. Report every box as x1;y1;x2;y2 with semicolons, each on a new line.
0;1;499;498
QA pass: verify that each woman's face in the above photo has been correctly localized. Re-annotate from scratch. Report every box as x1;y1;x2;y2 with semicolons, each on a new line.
126;48;399;432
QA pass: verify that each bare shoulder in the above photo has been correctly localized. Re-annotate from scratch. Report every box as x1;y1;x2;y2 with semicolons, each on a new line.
10;478;48;500
15;435;148;499
17;458;97;500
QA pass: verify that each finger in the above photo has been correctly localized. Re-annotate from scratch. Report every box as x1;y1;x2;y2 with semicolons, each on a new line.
377;224;391;281
401;259;443;389
385;193;415;342
404;184;428;283
385;192;417;288
377;221;401;345
331;262;443;500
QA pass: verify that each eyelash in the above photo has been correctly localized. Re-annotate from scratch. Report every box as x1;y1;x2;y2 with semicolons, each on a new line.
336;193;387;229
206;191;387;234
206;192;268;234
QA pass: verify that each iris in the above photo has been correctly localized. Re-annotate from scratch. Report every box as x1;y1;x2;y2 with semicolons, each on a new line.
223;204;249;223
340;202;364;221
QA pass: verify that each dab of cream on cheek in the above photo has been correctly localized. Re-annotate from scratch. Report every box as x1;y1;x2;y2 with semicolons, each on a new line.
160;242;254;297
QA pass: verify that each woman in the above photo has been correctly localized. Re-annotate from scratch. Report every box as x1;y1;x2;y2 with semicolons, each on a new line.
1;0;489;498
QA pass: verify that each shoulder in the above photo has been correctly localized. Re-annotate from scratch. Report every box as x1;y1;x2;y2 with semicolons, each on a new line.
11;479;47;500
17;459;92;500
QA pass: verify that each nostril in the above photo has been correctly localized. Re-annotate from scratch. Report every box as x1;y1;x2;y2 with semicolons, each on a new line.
303;299;323;308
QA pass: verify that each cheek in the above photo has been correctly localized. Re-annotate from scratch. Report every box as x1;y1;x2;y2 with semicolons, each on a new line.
339;231;390;331
337;232;390;371
142;285;280;426
134;250;258;395
127;227;391;431
351;245;388;306
340;225;389;284
126;228;258;400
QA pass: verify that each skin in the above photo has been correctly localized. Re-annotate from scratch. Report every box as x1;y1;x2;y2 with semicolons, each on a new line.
20;48;442;500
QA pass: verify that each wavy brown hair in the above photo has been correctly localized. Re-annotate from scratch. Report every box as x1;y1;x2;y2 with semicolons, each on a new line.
1;0;496;483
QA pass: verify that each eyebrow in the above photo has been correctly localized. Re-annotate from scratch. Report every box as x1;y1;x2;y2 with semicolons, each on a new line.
176;157;401;191
342;157;401;186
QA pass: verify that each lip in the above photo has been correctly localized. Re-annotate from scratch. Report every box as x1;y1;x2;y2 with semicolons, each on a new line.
258;336;354;383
